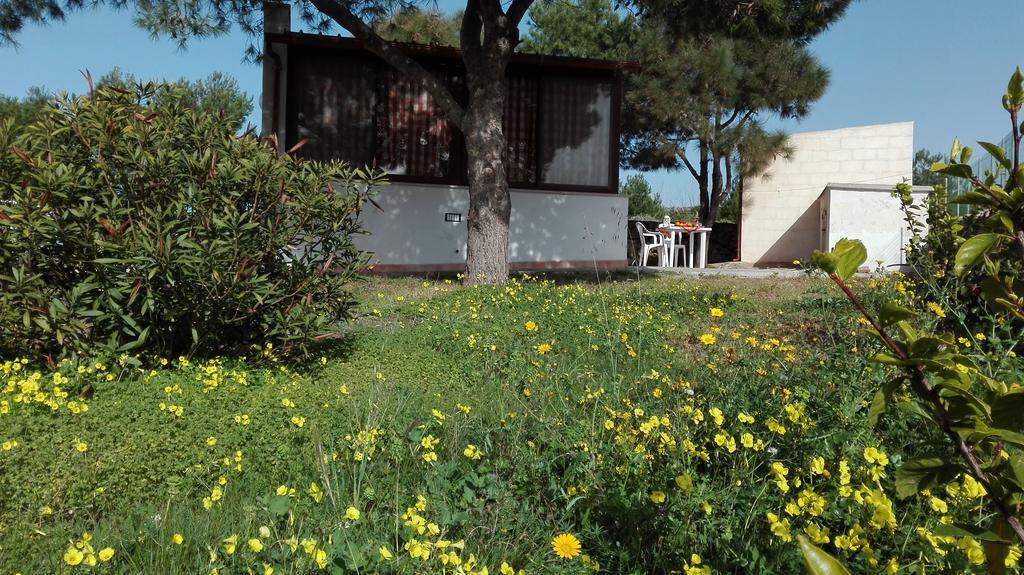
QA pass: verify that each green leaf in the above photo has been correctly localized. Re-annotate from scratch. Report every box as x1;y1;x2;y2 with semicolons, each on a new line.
831;239;866;280
932;523;1012;544
810;250;837;274
1006;67;1024;110
951;190;997;206
798;535;851;575
978;141;1012;171
267;495;291;516
878;302;915;328
992;391;1024;431
868;378;901;427
932;162;973;180
895;457;961;499
954;233;1001;278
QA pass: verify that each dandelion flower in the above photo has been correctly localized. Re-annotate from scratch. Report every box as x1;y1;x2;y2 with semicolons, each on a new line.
699;334;716;345
710;307;724;317
536;343;552;355
525;320;538;331
551;533;582;559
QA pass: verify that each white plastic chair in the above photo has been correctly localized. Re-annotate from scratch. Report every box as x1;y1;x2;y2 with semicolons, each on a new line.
670;239;687;268
635;222;665;267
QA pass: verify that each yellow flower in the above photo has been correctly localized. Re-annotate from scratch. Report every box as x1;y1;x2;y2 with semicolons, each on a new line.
379;545;394;561
463;444;483;460
809;456;826;475
171;533;184;545
345;506;361;521
314;548;328;569
74;440;88;452
551;533;582;559
536;343;552;355
248;538;264;553
675;474;693;493
699;333;716;345
525;321;538;331
290;415;305;427
710;307;724;317
263;563;275;575
223;534;237;555
649;491;666;504
863;447;889;466
64;546;85;565
206;436;217;446
308;482;323;503
927;301;946;318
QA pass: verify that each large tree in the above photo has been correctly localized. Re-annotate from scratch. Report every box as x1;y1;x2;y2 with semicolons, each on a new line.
2;0;846;282
526;0;848;227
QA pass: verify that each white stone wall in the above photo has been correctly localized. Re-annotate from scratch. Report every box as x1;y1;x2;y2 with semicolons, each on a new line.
355;183;628;269
741;122;914;264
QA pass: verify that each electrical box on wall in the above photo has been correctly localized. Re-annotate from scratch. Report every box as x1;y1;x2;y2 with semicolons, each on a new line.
444;213;462;223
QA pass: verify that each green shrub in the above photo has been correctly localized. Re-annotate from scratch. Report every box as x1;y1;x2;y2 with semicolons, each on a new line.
0;83;385;360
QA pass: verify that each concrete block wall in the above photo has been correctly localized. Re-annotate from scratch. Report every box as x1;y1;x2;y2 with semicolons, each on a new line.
741;122;913;264
355;183;628;271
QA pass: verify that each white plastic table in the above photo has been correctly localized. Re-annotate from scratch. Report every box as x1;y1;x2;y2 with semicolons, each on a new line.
657;225;713;268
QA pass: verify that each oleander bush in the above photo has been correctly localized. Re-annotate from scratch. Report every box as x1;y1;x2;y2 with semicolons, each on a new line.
0;82;385;361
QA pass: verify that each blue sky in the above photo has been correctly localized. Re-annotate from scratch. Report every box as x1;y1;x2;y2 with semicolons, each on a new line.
2;1;1022;206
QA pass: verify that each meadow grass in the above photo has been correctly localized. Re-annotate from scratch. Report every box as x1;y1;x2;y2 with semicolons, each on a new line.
0;273;1005;574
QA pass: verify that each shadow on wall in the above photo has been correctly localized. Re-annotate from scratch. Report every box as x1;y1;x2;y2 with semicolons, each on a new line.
356;185;469;265
744;194;821;265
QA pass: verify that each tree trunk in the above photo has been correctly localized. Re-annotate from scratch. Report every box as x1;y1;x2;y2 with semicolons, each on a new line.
462;54;511;285
697;143;710;224
705;151;724;227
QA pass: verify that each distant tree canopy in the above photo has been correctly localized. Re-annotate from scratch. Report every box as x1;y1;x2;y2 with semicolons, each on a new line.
99;69;253;131
372;8;460;46
0;71;252;133
524;0;847;226
0;86;50;126
620;173;664;218
913;148;946;187
521;0;635;60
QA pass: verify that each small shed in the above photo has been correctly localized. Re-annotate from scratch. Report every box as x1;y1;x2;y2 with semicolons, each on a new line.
818;183;931;270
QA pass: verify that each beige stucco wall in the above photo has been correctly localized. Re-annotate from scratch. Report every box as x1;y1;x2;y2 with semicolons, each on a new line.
356;183;628;269
741;122;914;264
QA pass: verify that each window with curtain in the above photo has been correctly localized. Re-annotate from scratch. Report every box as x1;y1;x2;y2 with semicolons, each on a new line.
538;76;612;188
504;74;538;184
289;53;377;164
286;46;617;191
374;69;458;179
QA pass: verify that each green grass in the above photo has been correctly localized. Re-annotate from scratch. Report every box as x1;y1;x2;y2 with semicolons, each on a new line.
0;273;1002;574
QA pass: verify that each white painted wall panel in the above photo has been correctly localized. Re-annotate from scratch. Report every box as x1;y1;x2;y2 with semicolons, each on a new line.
355;183;628;268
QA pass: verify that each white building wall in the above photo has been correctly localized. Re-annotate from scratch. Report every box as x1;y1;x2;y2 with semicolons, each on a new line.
741;122;914;264
356;183;628;270
819;184;930;270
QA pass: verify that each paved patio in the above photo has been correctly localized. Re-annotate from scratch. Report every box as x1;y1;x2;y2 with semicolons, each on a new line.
636;261;807;278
